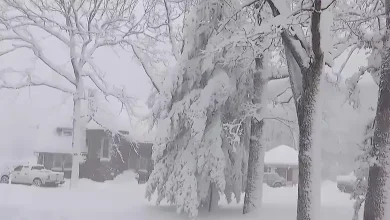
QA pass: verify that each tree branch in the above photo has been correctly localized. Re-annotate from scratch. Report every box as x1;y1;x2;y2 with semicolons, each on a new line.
0;68;75;94
130;44;161;93
163;0;179;60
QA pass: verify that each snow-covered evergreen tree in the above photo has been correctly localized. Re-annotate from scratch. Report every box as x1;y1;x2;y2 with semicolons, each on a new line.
145;1;233;217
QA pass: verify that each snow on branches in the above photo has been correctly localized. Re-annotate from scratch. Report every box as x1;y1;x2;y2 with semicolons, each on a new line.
145;1;234;217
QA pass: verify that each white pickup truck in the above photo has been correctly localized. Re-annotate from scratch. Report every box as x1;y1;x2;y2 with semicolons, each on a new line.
0;164;65;187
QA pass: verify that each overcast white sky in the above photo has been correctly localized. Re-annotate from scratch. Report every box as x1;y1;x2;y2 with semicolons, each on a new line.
0;3;375;162
0;33;156;160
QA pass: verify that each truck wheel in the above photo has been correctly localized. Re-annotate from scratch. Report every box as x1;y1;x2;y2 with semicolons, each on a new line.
273;182;283;188
0;175;9;184
33;178;43;187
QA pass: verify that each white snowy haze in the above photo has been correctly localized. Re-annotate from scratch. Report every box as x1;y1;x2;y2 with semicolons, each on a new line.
0;38;155;162
264;48;377;179
0;1;377;182
0;34;376;180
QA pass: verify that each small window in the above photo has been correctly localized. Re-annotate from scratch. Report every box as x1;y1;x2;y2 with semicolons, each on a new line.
14;166;22;171
102;145;110;159
62;130;73;136
101;138;111;160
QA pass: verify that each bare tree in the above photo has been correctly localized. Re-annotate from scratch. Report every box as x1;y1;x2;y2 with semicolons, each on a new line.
0;0;153;187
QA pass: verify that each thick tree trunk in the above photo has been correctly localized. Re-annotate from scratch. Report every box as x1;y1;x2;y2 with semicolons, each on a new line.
363;2;390;219
243;57;266;214
295;2;324;220
296;61;324;220
70;78;87;188
265;0;325;219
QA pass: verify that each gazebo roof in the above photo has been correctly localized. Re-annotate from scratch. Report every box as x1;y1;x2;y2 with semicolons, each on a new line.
264;145;298;166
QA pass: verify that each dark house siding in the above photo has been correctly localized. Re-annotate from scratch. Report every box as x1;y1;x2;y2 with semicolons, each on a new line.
36;128;153;182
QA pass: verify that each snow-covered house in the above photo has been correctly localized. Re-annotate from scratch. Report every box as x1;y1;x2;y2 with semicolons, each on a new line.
34;120;153;182
264;145;299;185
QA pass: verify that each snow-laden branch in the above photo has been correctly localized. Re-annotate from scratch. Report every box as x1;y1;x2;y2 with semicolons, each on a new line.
332;45;358;82
0;33;77;85
130;44;161;93
0;47;21;56
345;65;378;109
0;68;75;94
163;0;180;60
2;0;70;43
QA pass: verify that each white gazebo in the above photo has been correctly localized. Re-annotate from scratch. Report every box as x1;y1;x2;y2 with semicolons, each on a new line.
264;145;299;185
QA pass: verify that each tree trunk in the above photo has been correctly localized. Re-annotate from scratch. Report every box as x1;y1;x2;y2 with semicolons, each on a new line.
243;57;266;214
70;78;87;188
295;62;324;220
208;183;220;212
265;0;325;219
363;2;390;219
295;2;324;220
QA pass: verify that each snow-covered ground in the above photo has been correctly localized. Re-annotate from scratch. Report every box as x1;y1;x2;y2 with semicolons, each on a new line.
0;171;358;220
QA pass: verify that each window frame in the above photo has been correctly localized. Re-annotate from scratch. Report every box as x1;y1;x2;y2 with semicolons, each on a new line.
100;138;111;161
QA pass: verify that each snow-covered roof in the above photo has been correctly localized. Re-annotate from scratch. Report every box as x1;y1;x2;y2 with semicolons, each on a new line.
34;135;87;154
264;145;298;166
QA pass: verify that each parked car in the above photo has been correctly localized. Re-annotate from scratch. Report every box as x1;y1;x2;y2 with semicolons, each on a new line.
264;172;286;188
336;172;368;194
0;164;65;187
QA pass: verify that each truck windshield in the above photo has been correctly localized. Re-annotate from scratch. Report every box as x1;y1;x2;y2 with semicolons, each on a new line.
31;166;45;170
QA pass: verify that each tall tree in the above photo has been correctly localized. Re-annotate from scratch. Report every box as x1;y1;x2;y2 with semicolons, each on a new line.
265;0;334;219
243;55;267;213
0;0;151;187
145;0;232;217
363;1;390;219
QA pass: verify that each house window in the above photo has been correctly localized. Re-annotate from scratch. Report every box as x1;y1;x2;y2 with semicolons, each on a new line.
61;129;73;136
101;138;111;160
64;154;72;169
53;154;63;169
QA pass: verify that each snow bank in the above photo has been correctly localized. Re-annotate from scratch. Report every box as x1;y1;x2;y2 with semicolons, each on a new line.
336;172;357;182
262;181;352;207
0;178;355;220
110;170;137;184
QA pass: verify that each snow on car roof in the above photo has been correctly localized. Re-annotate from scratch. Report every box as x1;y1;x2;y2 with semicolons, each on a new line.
264;145;298;166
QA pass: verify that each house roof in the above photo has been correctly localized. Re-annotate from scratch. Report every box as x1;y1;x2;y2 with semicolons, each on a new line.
264;145;298;166
34;135;79;154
